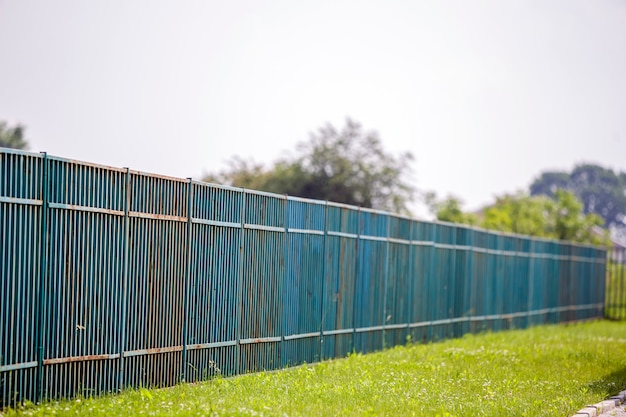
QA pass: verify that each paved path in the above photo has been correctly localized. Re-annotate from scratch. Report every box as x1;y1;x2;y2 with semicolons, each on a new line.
572;392;626;417
598;404;626;417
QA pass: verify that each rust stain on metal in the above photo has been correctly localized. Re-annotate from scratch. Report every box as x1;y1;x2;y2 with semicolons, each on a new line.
123;345;184;358
128;211;188;222
44;354;119;365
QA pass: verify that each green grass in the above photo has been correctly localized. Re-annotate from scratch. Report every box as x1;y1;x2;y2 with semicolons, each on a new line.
5;320;626;417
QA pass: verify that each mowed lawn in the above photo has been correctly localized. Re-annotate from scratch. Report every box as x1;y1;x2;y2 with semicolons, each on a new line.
5;321;626;417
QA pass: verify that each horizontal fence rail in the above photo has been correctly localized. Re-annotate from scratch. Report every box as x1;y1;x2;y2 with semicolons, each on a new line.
0;148;607;406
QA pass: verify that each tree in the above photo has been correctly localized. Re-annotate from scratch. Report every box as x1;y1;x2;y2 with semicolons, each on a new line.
427;190;607;245
0;121;29;150
550;189;605;243
424;193;478;225
482;193;552;237
528;171;570;196
530;164;626;229
205;119;416;214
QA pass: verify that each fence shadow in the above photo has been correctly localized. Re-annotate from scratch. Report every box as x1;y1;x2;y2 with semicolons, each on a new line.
581;365;626;403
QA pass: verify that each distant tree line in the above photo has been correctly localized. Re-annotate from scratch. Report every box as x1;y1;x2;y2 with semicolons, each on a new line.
5;116;623;246
530;164;626;231
426;190;607;245
206;117;625;246
427;163;626;246
204;119;416;214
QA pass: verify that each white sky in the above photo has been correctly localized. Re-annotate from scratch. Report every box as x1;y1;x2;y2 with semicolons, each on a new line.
1;0;625;217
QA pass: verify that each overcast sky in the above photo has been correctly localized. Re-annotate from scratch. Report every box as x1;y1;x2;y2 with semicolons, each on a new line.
1;0;625;216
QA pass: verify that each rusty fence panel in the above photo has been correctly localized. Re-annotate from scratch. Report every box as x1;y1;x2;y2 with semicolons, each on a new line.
321;202;359;359
282;197;325;367
42;156;126;400
0;149;42;405
0;148;608;406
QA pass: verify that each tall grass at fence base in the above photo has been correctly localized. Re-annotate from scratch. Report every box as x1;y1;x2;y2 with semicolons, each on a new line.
5;320;626;417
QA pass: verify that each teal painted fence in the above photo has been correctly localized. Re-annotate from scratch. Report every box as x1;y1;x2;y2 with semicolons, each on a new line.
0;148;607;406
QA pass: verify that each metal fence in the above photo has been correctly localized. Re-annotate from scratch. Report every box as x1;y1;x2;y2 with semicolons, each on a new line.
0;148;607;406
606;247;626;320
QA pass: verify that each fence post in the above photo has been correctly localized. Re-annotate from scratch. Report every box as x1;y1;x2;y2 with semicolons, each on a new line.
613;248;618;319
565;244;571;322
617;249;620;319
351;207;361;352
512;237;520;328
428;223;438;341
381;214;390;349
589;247;596;321
604;248;610;319
35;152;49;403
488;234;496;331
495;234;503;331
405;220;414;343
117;167;131;391
516;237;523;328
616;248;626;320
616;248;621;320
449;225;457;338
590;248;596;320
616;248;622;320
180;178;193;382
280;196;288;368
318;202;328;360
604;249;619;319
526;239;536;327
465;227;474;335
234;189;246;375
550;242;558;324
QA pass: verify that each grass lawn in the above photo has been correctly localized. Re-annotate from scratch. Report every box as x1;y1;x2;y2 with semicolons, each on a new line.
4;320;626;417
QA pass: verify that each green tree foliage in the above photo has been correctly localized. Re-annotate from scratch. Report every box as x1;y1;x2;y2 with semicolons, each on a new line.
0;120;28;150
482;192;551;237
550;189;605;242
424;193;478;225
205;119;416;214
530;164;626;229
428;190;606;245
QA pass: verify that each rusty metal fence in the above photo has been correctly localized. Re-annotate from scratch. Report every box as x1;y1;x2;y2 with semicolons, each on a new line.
0;149;607;406
606;247;626;320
